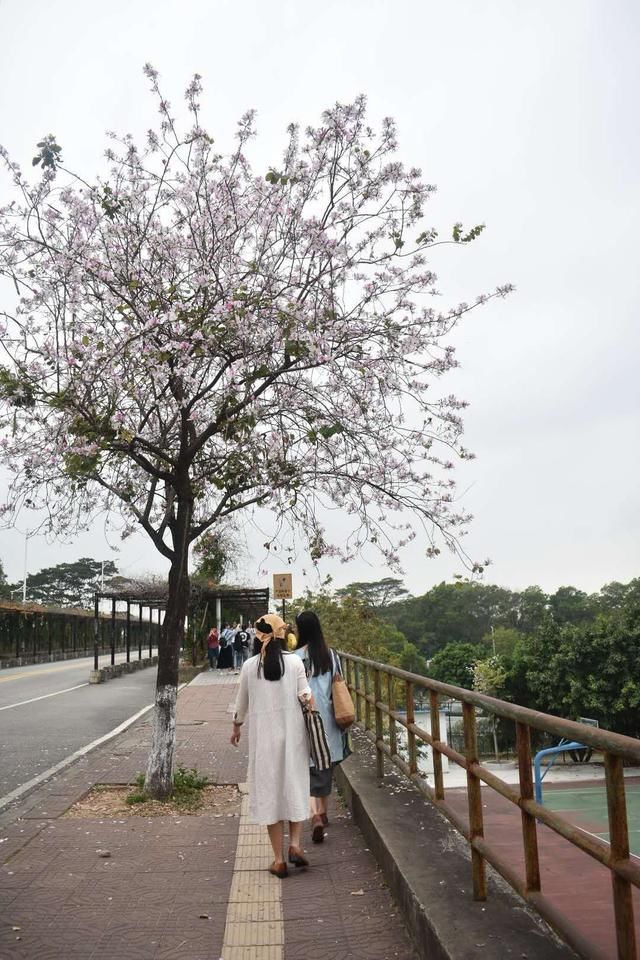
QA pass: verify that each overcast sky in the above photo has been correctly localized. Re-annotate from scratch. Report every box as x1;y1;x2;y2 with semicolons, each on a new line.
0;0;638;599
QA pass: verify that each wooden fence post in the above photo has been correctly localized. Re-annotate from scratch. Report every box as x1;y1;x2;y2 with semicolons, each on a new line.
463;701;487;901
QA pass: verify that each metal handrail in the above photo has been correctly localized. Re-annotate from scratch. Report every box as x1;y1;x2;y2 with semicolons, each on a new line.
339;650;639;960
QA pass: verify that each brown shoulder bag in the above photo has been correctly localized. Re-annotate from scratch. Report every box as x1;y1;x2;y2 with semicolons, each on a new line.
330;650;355;729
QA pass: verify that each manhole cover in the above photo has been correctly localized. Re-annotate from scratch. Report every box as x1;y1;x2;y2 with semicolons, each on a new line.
141;720;207;726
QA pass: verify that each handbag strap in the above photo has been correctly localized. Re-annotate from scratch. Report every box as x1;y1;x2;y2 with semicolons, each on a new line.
301;653;311;679
330;648;342;677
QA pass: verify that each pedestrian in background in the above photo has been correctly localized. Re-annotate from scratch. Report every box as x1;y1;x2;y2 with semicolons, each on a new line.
217;623;234;670
206;626;220;670
294;610;347;844
233;623;250;670
230;613;313;878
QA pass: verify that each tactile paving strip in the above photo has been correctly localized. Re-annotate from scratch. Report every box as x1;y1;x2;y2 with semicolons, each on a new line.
221;790;285;959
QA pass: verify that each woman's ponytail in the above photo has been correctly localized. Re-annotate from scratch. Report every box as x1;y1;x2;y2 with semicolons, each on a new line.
261;638;285;681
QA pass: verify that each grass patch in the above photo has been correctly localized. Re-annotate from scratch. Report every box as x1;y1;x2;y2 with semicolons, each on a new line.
125;766;209;811
63;783;241;819
178;662;207;684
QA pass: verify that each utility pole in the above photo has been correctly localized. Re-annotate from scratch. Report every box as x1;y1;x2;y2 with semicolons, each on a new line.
272;574;292;625
22;530;29;603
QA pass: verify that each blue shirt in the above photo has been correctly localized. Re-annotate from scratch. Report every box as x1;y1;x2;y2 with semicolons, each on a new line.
294;646;344;763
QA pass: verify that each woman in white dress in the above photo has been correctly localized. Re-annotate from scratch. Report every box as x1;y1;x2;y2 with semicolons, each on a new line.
230;613;312;878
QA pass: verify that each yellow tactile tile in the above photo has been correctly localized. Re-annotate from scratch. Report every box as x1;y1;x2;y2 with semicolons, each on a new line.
224;920;284;946
228;869;282;904
226;900;283;923
235;841;271;853
221;947;283;960
222;784;286;957
234;852;272;864
234;853;271;866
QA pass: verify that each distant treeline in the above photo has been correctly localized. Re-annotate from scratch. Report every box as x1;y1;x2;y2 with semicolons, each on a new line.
296;576;640;738
381;578;640;657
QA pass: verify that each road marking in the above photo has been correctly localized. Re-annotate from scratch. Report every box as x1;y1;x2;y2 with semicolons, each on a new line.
0;683;90;712
0;683;186;814
0;662;92;683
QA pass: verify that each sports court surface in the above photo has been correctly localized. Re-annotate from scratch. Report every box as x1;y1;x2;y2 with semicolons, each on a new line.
543;780;640;857
446;775;640;958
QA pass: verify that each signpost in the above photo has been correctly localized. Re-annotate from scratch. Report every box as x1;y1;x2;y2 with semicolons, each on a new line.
272;573;293;621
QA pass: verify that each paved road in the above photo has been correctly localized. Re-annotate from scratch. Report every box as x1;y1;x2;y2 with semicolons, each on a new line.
0;654;158;799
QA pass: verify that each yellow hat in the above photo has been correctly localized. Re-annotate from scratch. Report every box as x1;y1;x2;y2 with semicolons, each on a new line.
254;613;287;642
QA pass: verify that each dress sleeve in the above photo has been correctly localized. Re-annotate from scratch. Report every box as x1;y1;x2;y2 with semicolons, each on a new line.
295;657;312;702
233;662;249;723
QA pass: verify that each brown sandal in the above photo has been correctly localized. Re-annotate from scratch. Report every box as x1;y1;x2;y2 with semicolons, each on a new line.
269;860;288;878
288;846;309;867
311;814;325;844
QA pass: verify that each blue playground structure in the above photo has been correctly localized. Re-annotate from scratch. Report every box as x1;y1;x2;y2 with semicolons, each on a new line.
533;717;599;804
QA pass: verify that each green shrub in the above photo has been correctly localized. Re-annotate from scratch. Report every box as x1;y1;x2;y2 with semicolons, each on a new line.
124;766;208;808
125;791;147;805
173;766;208;793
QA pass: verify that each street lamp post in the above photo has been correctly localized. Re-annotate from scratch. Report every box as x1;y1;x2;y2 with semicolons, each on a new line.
22;531;29;603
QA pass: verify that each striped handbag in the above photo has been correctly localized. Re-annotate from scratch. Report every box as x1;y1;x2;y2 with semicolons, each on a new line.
302;704;332;771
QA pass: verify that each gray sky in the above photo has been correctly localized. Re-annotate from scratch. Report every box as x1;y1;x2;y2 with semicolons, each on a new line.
1;0;639;598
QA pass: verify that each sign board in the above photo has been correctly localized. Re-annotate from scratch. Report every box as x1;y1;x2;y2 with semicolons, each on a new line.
272;573;293;600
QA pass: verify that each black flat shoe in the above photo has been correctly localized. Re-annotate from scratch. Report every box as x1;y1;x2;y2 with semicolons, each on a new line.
288;846;309;867
269;861;288;878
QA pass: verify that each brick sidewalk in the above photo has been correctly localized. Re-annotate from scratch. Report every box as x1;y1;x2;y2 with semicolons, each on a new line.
0;672;418;960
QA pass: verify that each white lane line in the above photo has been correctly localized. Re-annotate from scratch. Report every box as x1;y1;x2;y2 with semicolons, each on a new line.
0;683;90;712
0;682;186;814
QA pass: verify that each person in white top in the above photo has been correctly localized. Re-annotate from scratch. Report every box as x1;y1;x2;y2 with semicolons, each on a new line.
230;613;312;878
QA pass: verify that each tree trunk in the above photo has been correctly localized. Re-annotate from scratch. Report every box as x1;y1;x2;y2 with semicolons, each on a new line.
145;497;191;799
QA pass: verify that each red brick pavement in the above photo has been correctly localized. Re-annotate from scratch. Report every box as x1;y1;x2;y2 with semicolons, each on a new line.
0;673;418;960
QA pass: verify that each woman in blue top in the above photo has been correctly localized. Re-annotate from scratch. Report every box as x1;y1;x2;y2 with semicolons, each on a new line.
294;610;345;844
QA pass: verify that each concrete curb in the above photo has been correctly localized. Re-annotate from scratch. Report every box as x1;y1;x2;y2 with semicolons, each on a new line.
1;651;110;669
89;654;158;683
336;733;578;960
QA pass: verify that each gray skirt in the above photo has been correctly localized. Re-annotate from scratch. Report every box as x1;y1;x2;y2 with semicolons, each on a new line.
310;761;337;797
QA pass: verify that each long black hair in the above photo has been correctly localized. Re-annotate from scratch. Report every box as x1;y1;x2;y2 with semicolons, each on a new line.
254;619;286;681
295;610;332;676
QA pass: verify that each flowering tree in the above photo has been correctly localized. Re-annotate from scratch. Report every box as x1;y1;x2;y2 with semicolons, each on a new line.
0;67;510;796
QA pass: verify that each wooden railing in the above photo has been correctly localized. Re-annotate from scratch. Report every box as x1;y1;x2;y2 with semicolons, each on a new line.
339;651;640;960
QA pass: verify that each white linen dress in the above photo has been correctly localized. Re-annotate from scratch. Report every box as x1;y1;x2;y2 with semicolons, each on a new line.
233;652;311;825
